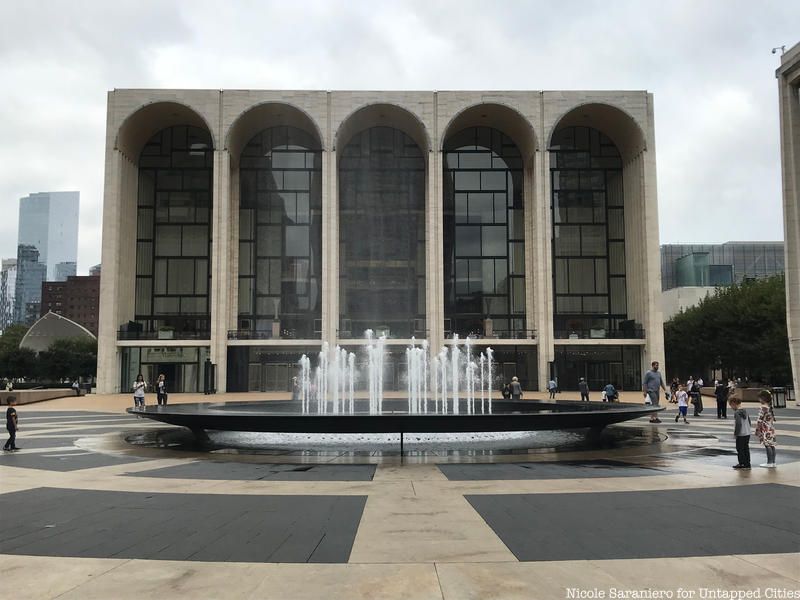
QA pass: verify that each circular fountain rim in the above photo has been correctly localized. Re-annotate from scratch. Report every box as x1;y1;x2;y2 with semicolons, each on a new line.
129;399;664;434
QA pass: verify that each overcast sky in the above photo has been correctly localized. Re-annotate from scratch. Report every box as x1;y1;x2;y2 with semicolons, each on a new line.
0;0;797;274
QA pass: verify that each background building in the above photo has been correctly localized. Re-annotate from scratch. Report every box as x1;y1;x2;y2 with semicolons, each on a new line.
17;191;79;282
777;42;800;397
97;89;664;394
0;259;17;332
660;241;785;319
41;272;101;335
14;245;47;325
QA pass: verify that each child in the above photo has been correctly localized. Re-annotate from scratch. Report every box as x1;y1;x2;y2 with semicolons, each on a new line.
673;384;690;424
729;397;751;469
755;389;777;468
3;395;18;451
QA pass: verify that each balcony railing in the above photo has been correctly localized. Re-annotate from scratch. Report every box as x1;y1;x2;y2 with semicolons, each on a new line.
228;329;321;340
445;329;537;341
554;328;645;340
117;330;211;341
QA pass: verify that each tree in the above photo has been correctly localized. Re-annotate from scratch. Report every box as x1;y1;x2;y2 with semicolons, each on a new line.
38;338;97;381
664;275;791;384
0;324;30;379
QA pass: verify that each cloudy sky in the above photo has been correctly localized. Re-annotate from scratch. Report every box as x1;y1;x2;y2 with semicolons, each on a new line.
0;0;797;274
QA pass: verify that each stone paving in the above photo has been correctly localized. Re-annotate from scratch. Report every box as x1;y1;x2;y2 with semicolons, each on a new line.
1;393;798;599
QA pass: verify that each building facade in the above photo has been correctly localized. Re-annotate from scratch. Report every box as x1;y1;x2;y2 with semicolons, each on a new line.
97;89;665;394
18;191;80;282
660;241;785;320
41;273;101;335
777;43;800;396
0;259;17;332
14;245;47;325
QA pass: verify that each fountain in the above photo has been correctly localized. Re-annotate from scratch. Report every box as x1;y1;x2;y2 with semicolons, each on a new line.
132;332;663;449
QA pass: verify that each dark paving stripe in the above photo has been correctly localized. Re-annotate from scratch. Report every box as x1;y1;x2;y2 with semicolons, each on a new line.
17;426;152;436
0;487;366;563
0;451;145;471
19;411;118;418
129;461;376;481
0;437;83;450
439;460;675;480
467;484;800;561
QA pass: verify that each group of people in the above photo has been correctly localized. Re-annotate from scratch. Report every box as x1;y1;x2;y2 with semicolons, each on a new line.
501;377;524;400
731;390;778;469
131;373;169;409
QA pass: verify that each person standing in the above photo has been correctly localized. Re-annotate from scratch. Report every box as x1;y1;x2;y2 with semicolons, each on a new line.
72;378;80;396
755;390;777;468
714;380;729;419
509;377;523;401
578;377;590;402
547;378;557;399
729;397;751;469
690;379;703;416
673;384;690;424
501;382;511;400
156;374;168;406
642;360;666;423
3;396;18;451
603;382;618;402
132;374;147;410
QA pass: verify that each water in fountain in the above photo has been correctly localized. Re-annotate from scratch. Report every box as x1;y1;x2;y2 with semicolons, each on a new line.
299;333;494;416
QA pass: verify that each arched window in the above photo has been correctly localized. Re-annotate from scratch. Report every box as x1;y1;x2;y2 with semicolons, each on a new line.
550;126;627;337
338;126;426;338
135;125;213;336
238;126;322;338
443;127;526;338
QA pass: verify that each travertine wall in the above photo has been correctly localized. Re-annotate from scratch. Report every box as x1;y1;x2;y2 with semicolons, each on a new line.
777;44;800;400
97;90;664;393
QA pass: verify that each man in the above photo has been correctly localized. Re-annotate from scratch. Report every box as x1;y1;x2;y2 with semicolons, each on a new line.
714;379;729;419
578;377;590;402
603;382;618;402
4;395;19;451
547;378;557;399
509;377;523;401
642;360;666;423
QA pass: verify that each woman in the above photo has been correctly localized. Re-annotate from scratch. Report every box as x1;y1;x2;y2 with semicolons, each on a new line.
132;374;147;410
755;389;777;468
156;374;168;406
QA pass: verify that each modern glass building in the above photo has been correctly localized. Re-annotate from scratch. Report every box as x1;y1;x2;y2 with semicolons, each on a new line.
17;191;80;282
97;90;664;393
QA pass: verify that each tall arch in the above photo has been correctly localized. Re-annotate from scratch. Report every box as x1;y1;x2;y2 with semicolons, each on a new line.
335;103;430;153
441;103;538;160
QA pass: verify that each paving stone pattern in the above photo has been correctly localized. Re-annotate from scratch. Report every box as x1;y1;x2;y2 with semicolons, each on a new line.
467;483;800;561
0;487;367;563
439;459;674;480
130;461;377;481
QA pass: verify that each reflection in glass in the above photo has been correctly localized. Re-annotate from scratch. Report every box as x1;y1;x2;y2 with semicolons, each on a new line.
444;127;526;338
238;127;322;339
338;127;426;338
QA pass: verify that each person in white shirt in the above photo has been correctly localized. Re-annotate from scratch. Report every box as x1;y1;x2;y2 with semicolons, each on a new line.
674;384;690;424
132;374;147;410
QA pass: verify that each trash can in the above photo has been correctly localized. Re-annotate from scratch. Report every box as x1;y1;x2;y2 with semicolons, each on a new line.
772;387;787;409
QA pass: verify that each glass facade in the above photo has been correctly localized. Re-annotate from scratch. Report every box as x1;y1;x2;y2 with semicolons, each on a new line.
338;127;426;338
550;126;628;338
135;126;213;336
238;126;322;339
661;242;785;291
554;345;641;391
226;346;322;392
443;127;526;338
120;346;210;393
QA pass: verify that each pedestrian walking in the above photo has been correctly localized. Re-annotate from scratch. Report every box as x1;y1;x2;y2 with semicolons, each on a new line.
729;397;751;469
578;377;590;402
690;380;703;416
673;384;690;424
669;378;679;403
755;389;777;468
714;380;729;418
132;374;147;410
156;374;168;406
3;396;18;451
509;377;523;401
642;360;666;423
547;378;557;399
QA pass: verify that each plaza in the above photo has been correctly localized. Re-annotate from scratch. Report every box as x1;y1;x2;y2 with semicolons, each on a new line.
1;393;798;599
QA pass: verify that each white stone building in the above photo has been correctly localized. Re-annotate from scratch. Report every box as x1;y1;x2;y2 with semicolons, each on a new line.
97;90;665;394
777;43;800;397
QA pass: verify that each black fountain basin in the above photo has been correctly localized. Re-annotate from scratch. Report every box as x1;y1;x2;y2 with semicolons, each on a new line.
129;399;663;434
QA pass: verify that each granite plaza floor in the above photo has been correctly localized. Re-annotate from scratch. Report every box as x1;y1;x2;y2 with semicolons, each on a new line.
1;392;798;600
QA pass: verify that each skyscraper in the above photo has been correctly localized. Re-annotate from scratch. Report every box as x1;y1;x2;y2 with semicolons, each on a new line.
14;245;47;325
17;191;79;282
0;259;17;331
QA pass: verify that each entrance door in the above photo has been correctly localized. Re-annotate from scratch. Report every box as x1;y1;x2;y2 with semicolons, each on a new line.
157;364;178;393
263;364;290;392
587;362;608;391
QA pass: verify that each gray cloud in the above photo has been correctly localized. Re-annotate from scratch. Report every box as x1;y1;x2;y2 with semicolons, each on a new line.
0;0;797;273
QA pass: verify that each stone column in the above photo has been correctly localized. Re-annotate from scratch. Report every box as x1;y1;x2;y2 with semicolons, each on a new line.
778;52;800;398
209;149;231;391
323;148;338;348
427;150;444;353
534;149;554;391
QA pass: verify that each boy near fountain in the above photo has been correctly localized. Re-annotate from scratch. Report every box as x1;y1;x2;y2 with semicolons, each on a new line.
673;384;689;424
729;397;751;469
